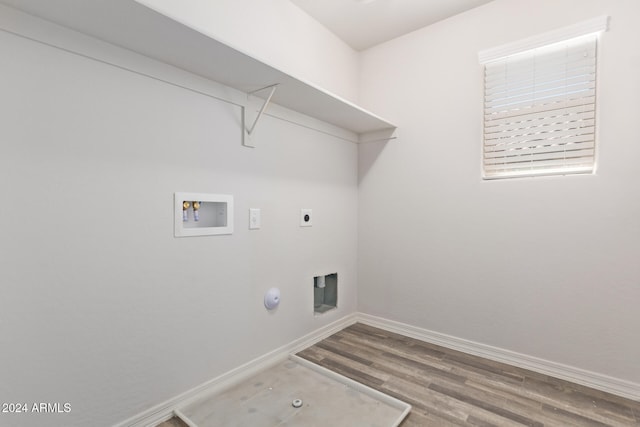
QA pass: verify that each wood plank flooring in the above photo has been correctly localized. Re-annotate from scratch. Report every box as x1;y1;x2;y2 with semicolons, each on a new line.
157;322;639;426
297;323;640;427
156;418;188;427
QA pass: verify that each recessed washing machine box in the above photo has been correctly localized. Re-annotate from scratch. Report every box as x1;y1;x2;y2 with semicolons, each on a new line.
174;192;234;237
314;273;337;314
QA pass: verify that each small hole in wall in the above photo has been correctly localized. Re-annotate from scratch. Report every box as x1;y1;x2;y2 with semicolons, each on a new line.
314;273;337;314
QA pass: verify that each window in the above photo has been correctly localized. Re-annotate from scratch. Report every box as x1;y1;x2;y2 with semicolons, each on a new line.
479;17;608;179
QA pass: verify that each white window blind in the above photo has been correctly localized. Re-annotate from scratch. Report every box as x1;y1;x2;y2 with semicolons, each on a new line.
482;33;600;179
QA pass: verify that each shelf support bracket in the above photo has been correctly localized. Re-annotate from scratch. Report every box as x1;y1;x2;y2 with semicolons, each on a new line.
358;128;398;144
243;84;278;148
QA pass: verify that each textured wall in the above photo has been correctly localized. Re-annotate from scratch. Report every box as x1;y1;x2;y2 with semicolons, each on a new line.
358;0;640;384
0;21;358;426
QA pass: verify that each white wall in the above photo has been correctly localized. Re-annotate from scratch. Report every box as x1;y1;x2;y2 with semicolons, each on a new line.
358;0;640;383
137;0;360;103
0;18;358;426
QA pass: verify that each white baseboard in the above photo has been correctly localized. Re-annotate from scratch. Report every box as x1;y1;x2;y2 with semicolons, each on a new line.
115;313;358;427
356;313;640;402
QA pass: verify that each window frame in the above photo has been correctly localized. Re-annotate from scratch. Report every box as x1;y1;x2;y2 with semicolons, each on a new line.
478;16;609;180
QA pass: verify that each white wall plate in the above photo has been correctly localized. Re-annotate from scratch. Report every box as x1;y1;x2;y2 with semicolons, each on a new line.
300;208;313;227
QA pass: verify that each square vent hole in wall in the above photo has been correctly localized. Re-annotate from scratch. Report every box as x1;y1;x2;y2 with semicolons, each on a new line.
314;273;337;314
174;192;234;237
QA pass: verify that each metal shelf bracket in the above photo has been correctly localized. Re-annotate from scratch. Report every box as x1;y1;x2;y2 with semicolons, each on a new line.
242;84;278;148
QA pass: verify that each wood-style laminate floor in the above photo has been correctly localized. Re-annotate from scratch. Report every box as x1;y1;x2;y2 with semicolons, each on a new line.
156;418;188;427
297;323;640;427
157;322;640;426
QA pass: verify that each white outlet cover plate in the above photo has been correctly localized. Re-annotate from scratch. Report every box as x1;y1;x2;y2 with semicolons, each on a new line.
249;208;261;230
300;208;313;227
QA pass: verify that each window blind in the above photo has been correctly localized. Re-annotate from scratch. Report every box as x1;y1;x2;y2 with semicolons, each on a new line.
482;35;598;179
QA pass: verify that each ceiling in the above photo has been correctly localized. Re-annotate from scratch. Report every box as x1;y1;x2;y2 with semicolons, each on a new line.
290;0;494;51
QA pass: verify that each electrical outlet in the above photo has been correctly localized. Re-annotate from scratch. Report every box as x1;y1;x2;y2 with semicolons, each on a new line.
300;208;313;227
